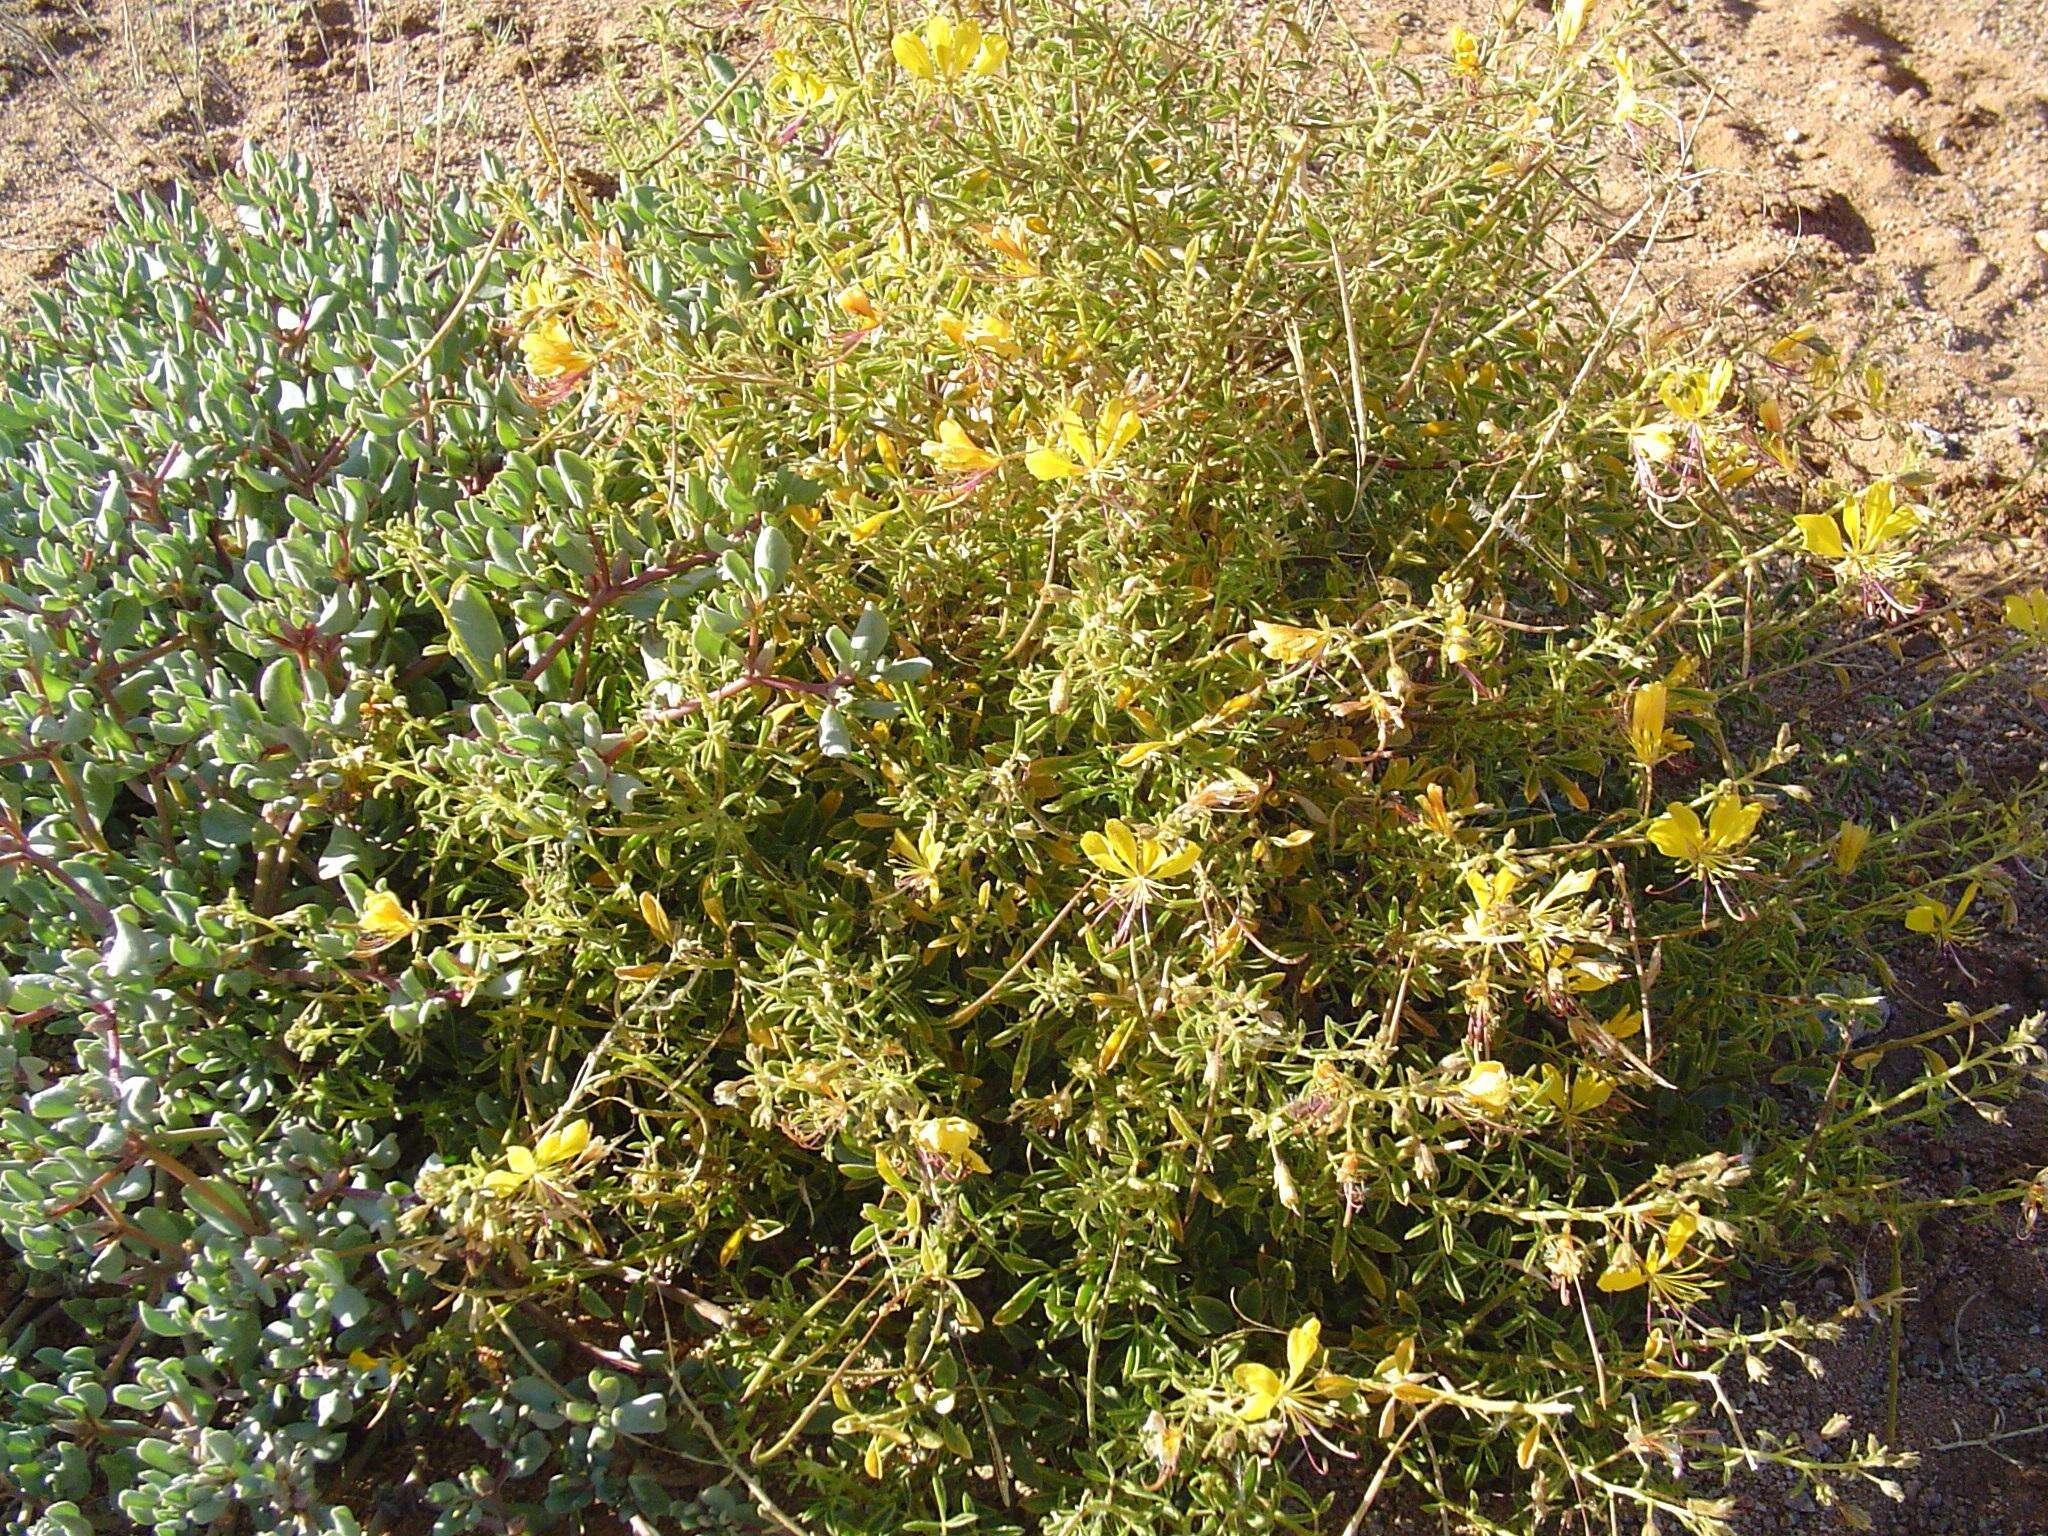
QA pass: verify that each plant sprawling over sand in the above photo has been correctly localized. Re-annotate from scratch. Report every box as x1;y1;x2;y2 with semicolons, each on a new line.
3;5;2043;1534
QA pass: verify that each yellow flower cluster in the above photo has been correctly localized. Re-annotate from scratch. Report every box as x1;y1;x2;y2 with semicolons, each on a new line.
914;1115;990;1174
1081;818;1201;900
1646;790;1761;880
1455;1058;1617;1121
916;398;1146;484
892;13;1008;86
484;1119;600;1198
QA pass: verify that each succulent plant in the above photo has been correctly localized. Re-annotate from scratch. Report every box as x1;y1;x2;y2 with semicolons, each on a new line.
0;148;836;1534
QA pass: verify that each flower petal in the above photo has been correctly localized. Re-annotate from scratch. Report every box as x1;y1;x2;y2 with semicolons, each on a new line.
1705;793;1759;849
892;31;935;78
1795;513;1845;560
1646;802;1705;863
1663;1207;1698;1262
1232;1363;1282;1422
1596;1256;1647;1293
1097;396;1143;461
360;890;418;941
1026;446;1080;481
1104;819;1139;874
1286;1317;1321;1381
1459;1060;1512;1113
540;1118;591;1166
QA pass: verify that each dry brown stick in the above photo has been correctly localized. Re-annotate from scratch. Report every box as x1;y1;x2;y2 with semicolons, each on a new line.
943;887;1088;1028
387;218;513;386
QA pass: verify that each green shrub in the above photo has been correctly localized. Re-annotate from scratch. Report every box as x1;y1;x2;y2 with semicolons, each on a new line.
3;6;2043;1535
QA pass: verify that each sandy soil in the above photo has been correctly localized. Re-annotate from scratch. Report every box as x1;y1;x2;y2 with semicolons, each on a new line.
1663;0;2048;486
5;0;2047;486
1715;631;2048;1535
1587;8;2048;1524
0;0;649;304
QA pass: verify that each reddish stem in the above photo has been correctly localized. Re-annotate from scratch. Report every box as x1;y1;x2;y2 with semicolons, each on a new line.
521;545;728;684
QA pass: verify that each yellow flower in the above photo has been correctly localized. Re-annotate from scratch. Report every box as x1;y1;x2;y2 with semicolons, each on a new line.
1627;419;1678;464
1446;24;1482;76
846;508;895;542
1251;619;1335;665
520;319;593;380
1458;1059;1512;1113
1795;481;1924;582
1461;865;1523;932
1627;681;1684;771
2003;586;2048;638
1599;1003;1643;1040
508;266;564;318
1553;0;1587;47
836;286;878;322
892;14;1008;85
770;49;835;110
1414;782;1466;840
1025;396;1144;481
1657;360;1732;424
1534;1064;1615;1119
1081;819;1200;898
1234;1317;1353;1428
937;310;1021;357
1610;46;1646;125
892;823;945;900
1833;821;1871;877
1364;1336;1440;1435
1904;882;1979;944
1765;323;1833;374
1646;791;1761;878
920;418;1004;475
1597;1207;1704;1298
1439;594;1479;668
358;890;418;946
980;216;1042;276
913;1115;991;1174
483;1119;597;1197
